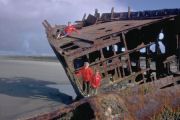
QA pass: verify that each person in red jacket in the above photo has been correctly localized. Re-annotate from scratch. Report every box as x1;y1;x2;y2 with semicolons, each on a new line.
76;62;93;96
65;21;78;35
59;21;78;39
91;69;101;95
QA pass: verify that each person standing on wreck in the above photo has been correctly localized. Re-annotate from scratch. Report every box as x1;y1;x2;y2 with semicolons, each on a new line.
76;62;93;96
91;69;101;95
62;21;79;38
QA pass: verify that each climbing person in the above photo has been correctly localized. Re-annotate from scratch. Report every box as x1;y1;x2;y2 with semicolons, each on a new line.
56;29;66;39
76;62;93;96
60;21;79;39
91;69;101;95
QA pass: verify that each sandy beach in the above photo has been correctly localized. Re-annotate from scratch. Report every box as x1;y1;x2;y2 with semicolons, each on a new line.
0;56;76;120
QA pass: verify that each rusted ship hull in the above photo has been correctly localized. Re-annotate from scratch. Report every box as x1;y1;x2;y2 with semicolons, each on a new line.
42;8;180;98
25;76;180;120
50;45;83;97
22;8;180;120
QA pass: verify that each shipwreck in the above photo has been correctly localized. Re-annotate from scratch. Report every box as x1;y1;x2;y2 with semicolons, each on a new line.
43;7;180;97
25;7;180;120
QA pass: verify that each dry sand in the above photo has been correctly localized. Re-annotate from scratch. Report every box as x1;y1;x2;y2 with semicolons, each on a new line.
0;56;76;120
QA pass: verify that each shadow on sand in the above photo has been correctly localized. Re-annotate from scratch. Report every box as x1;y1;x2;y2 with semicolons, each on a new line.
0;77;73;105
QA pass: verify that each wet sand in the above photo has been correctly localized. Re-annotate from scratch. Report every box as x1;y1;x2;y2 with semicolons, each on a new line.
0;56;76;120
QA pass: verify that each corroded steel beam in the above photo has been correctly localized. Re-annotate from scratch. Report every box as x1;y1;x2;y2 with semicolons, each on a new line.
100;8;180;21
25;76;180;120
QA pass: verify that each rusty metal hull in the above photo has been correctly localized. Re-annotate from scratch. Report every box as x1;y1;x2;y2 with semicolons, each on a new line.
22;7;180;120
42;8;180;97
25;76;180;120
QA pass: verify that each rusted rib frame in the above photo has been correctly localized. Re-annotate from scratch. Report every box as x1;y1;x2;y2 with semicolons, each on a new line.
109;68;150;86
94;9;98;18
167;63;170;74
177;33;180;70
73;42;155;73
100;49;105;60
163;55;177;64
68;38;154;63
142;73;146;83
177;59;180;72
99;49;119;76
111;7;114;19
93;58;122;70
128;6;131;19
97;61;137;82
114;67;119;79
146;47;151;69
122;66;125;77
145;47;151;76
67;37;121;67
177;34;179;49
112;43;117;56
92;59;126;78
82;13;86;22
112;43;119;78
117;67;122;78
122;32;132;73
99;61;122;72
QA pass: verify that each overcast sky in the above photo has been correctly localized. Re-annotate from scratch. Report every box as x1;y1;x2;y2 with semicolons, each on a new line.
0;0;180;56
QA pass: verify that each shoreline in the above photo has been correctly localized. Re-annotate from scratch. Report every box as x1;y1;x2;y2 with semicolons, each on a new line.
0;55;58;62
